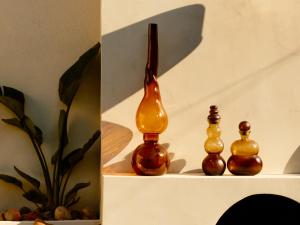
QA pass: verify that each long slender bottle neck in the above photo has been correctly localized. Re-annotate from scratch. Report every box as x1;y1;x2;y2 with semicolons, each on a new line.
145;23;158;85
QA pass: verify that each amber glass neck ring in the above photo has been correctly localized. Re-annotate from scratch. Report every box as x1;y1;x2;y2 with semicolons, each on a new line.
143;133;159;142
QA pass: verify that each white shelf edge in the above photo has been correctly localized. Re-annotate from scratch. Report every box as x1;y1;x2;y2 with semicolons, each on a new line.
103;173;300;179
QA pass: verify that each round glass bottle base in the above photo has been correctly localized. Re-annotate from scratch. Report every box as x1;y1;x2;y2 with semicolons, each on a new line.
132;141;169;176
227;155;263;175
202;153;226;175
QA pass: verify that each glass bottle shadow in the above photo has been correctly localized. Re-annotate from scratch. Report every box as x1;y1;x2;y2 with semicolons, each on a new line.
102;4;205;112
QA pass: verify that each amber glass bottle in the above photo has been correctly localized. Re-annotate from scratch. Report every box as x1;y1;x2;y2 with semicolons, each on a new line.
131;23;169;176
227;121;263;175
202;105;226;175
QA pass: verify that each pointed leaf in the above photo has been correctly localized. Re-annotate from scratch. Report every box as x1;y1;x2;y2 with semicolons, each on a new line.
66;197;80;208
0;86;25;119
22;116;43;145
0;97;24;119
14;166;40;190
59;43;100;106
51;110;68;164
82;130;100;153
2;86;25;104
0;174;23;189
60;148;83;176
64;182;90;206
60;130;100;175
23;189;48;204
2;118;23;129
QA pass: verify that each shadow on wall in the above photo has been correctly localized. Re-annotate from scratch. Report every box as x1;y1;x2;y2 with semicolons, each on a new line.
102;4;205;112
284;145;300;174
101;121;133;165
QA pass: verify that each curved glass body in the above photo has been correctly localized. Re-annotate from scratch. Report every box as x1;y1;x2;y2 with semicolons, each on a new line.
136;77;168;134
131;23;169;176
227;121;263;175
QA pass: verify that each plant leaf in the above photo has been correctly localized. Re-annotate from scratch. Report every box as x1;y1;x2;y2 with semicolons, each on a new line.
51;110;68;164
0;174;23;189
0;86;25;119
2;119;42;145
14;166;40;190
82;130;100;154
66;197;80;208
59;42;100;106
60;130;100;175
23;189;48;204
2;118;23;129
64;182;90;206
22;116;43;145
1;86;24;104
60;148;83;176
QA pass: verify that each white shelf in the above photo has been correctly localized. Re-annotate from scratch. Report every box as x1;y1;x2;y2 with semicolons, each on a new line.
102;173;300;225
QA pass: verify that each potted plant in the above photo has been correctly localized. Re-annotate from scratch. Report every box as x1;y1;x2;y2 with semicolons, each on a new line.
0;43;100;225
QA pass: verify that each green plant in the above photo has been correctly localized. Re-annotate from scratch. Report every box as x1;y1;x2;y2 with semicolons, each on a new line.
0;43;100;217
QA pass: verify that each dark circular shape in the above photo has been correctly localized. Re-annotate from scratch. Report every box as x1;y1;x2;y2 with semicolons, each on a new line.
216;194;300;225
239;121;251;131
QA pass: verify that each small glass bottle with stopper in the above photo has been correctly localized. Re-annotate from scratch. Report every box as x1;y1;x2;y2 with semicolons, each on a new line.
131;23;169;176
202;105;226;175
227;121;263;175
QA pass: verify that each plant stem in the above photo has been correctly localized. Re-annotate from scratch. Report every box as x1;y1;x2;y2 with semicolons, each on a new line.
28;134;53;205
36;140;53;206
59;167;73;205
54;105;71;206
52;161;57;199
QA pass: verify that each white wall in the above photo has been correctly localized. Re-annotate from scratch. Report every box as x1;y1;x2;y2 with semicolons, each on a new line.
102;0;300;174
0;0;100;211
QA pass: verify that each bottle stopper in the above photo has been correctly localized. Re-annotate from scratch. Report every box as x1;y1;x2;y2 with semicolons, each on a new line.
239;121;251;135
207;105;221;124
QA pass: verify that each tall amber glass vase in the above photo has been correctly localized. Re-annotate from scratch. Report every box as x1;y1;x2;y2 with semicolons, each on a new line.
131;23;169;176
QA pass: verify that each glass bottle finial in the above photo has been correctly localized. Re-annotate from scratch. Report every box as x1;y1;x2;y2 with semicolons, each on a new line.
227;121;263;175
131;23;169;176
202;105;226;175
